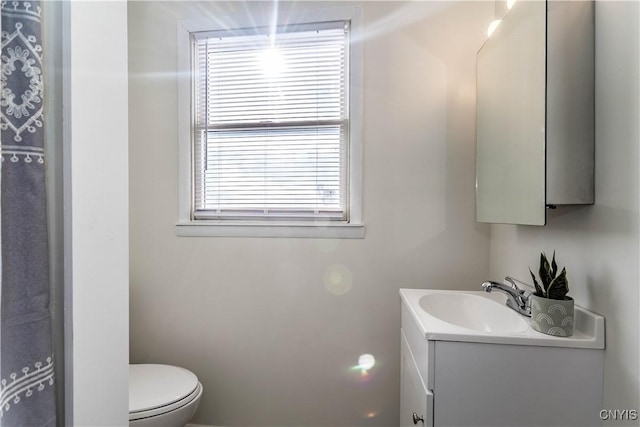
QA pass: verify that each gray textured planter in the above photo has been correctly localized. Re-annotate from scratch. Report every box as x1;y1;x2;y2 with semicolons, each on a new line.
530;295;574;337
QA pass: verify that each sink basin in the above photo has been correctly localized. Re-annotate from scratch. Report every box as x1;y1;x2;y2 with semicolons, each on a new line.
419;292;529;333
401;288;605;348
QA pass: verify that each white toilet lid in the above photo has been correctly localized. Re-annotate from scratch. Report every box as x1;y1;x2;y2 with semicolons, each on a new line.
129;364;199;414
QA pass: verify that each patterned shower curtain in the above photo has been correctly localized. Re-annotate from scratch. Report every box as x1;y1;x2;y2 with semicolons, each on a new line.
0;1;56;426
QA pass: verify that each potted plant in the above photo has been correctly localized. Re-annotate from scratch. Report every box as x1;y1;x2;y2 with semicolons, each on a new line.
529;252;574;337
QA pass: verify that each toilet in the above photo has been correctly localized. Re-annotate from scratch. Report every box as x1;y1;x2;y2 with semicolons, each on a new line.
129;364;203;427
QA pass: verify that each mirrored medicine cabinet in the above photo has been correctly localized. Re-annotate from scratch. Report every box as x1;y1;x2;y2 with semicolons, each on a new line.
476;0;594;226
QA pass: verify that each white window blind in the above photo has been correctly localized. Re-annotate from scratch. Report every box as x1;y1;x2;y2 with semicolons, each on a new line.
192;20;350;221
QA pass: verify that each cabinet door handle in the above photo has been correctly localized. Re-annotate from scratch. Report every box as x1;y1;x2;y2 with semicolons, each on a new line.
412;412;424;425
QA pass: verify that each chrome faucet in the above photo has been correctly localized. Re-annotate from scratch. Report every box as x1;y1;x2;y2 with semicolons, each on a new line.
481;277;531;317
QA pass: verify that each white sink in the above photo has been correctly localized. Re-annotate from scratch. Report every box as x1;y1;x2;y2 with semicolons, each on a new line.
419;292;529;333
400;289;605;349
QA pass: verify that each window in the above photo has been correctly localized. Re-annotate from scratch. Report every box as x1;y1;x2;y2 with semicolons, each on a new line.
177;7;363;237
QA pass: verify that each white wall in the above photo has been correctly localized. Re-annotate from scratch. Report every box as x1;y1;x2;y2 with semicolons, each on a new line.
64;1;130;425
128;1;492;425
489;1;640;422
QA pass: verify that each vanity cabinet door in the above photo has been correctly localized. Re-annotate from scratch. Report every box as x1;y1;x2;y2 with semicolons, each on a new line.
400;330;433;427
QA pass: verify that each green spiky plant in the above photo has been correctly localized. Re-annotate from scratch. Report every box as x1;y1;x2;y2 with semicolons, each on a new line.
529;252;570;300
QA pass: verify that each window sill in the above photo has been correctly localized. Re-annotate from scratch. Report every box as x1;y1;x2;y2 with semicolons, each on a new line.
175;220;365;239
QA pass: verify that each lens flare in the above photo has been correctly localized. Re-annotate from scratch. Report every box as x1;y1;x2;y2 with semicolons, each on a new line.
358;354;376;371
351;354;375;373
323;264;353;295
350;354;376;383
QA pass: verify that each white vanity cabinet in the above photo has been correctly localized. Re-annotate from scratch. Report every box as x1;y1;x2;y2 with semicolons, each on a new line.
400;299;435;427
400;290;605;427
400;331;431;427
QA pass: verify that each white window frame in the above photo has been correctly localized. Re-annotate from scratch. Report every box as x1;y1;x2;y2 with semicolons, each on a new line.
176;5;364;238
